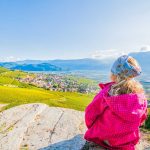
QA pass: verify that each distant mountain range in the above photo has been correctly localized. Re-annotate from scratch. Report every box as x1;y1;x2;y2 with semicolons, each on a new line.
0;58;110;71
10;63;62;71
0;51;149;73
129;51;150;73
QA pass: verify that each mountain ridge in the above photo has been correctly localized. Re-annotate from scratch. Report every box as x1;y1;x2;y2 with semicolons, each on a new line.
0;58;110;71
0;51;149;73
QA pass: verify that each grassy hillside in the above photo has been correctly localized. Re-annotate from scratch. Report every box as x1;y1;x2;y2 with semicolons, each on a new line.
0;86;93;111
0;76;34;88
0;68;36;89
0;69;35;78
0;67;95;111
0;67;9;73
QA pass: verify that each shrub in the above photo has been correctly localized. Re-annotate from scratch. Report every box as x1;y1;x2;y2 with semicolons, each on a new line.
145;115;150;129
145;108;150;129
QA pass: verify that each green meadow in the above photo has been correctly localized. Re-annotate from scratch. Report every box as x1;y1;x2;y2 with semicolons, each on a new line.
0;67;9;73
0;67;93;111
0;85;93;111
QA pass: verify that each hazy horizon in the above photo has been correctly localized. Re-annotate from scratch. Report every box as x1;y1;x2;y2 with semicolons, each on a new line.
0;48;149;63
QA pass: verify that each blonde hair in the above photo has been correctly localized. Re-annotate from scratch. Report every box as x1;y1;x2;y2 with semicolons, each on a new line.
110;57;144;95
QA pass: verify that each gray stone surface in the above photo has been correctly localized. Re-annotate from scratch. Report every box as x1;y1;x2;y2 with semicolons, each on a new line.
0;104;86;150
0;103;149;150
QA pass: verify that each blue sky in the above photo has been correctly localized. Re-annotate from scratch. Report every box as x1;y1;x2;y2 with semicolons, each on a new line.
0;0;150;61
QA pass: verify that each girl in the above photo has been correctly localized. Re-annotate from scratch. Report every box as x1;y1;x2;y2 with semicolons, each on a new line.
83;55;147;150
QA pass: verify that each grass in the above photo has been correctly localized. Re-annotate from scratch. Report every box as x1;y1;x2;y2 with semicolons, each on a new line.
0;68;37;89
0;85;93;111
0;70;35;79
0;67;95;111
0;76;37;89
0;67;9;73
140;128;150;141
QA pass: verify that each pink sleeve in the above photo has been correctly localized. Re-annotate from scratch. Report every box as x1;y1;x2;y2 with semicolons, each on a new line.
140;99;148;125
140;108;148;125
85;92;104;129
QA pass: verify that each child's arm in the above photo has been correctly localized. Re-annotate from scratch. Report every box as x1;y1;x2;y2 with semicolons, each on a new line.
85;92;104;129
140;98;148;126
140;108;148;126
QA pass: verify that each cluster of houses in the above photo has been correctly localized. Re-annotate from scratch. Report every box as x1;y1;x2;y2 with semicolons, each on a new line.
18;73;98;94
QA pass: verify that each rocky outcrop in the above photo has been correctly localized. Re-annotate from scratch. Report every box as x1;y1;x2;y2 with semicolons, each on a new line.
0;104;86;150
0;103;149;150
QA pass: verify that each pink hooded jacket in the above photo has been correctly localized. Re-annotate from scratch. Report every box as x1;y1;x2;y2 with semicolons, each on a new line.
84;82;147;150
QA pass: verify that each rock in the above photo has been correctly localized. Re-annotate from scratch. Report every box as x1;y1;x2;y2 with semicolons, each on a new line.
0;104;86;150
0;103;149;150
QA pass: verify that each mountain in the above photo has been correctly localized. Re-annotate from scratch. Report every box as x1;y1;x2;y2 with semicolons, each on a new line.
10;63;62;71
0;62;18;69
0;52;149;72
0;58;110;71
129;51;150;73
47;58;109;70
16;58;110;70
16;60;46;65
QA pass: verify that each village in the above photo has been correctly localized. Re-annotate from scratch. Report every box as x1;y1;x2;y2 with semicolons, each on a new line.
18;73;98;94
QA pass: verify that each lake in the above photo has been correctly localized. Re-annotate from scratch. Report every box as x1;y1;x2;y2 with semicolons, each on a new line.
28;70;150;83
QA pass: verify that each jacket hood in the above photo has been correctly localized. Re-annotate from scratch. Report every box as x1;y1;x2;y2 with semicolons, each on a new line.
99;82;147;122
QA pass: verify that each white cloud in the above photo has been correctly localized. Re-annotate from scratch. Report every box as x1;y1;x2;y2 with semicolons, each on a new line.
140;45;150;52
0;56;21;62
91;45;150;62
91;49;130;61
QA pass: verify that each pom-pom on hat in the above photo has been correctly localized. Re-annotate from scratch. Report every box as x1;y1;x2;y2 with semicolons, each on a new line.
111;55;142;78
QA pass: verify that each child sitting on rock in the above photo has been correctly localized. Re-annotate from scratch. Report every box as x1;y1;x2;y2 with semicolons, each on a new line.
83;55;147;150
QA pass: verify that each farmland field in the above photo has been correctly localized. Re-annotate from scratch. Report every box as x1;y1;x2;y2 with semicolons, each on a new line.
0;85;93;111
0;67;96;111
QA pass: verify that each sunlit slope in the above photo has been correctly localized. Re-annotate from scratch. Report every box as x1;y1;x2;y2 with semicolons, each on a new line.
0;67;94;111
0;67;9;73
0;86;93;111
0;68;36;88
